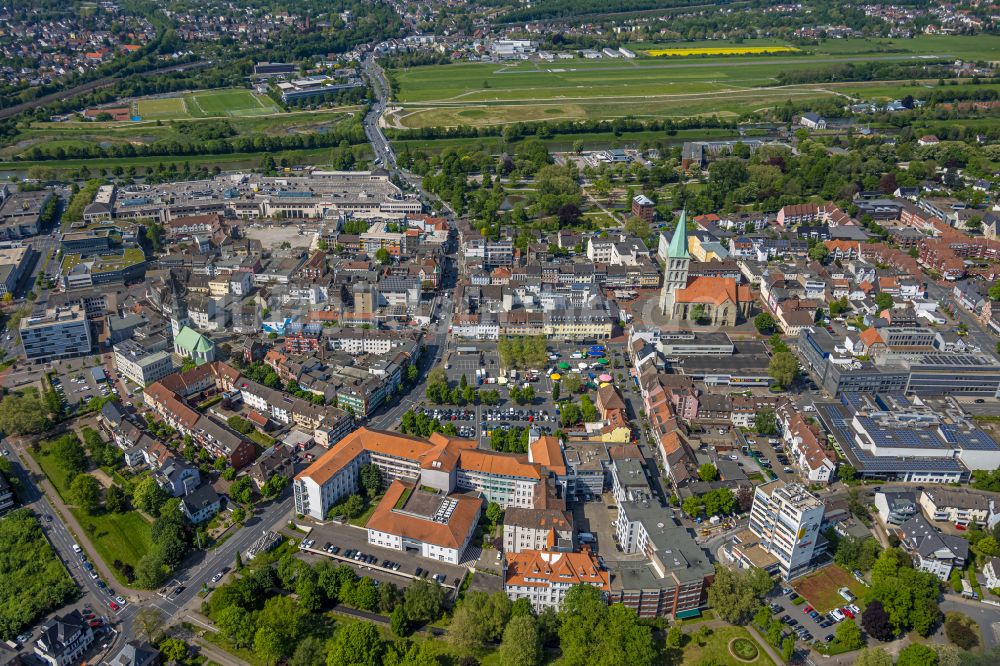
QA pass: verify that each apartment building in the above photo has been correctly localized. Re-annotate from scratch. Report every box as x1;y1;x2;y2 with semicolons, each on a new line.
365;480;482;564
34;611;94;666
899;514;969;581
20;304;93;362
503;502;574;554
919;488;997;528
736;481;825;580
113;340;174;386
503;549;610;612
294;428;545;519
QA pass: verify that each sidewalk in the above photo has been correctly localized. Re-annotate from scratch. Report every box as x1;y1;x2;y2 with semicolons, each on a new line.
14;436;147;599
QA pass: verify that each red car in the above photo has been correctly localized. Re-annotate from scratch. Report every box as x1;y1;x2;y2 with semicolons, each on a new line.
82;613;95;620
88;620;103;629
803;605;813;613
842;607;855;619
108;601;119;611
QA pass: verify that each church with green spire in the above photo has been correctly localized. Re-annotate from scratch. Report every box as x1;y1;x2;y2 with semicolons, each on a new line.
658;210;752;326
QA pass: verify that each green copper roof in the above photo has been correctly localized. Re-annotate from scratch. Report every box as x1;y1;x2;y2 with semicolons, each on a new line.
668;209;690;259
175;326;214;354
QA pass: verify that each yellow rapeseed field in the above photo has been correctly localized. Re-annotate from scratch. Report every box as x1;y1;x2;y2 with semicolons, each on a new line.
645;45;800;57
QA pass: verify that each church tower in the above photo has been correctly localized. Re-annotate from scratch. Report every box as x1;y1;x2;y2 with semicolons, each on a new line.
659;209;691;316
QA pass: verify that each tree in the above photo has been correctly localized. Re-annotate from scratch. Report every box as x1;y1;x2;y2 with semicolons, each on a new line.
682;496;704;518
835;619;864;650
498;615;541;666
51;434;87;474
855;647;894;666
874;292;893;312
254;626;284;666
768;351;799;389
861;599;893;641
159;638;188;663
135;551;167;588
375;248;392;265
754;312;776;334
781;636;795;661
840;464;857;482
896;644;937;666
755;408;778;436
326;622;385;666
403;578;445;625
69;474;101;514
666;626;683;649
558;585;655;666
360;464;381;499
343;494;365;519
808;243;830;262
449;591;512;651
133;476;168;516
104;484;127;513
390;605;410;636
698;463;718;482
702;487;736;516
0;393;50;435
945;614;978;650
706;566;774;625
291;636;327;666
579;395;597;422
560;403;582;427
229;476;254;505
486;502;504;528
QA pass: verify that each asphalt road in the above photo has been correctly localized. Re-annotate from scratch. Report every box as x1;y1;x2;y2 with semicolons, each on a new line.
1;439;113;638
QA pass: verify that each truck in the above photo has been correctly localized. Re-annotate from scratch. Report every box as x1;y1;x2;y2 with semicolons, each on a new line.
571;352;584;359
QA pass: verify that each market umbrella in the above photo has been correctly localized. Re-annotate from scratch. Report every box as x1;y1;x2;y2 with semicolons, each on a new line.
599;374;613;382
550;373;562;381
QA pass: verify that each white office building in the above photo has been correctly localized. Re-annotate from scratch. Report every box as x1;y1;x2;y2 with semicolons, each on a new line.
743;481;825;580
20;304;93;361
113;340;174;386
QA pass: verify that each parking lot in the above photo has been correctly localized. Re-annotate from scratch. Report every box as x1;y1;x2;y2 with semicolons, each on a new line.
764;587;855;647
50;361;120;412
744;434;796;483
303;521;469;590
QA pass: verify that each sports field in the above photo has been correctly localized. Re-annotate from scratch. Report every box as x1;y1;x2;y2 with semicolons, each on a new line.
387;35;1000;128
136;96;187;119
184;89;279;118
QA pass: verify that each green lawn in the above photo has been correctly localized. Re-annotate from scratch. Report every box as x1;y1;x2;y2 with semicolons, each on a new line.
388;34;1000;127
184;89;279;118
29;438;153;578
681;625;775;666
71;507;153;574
30;445;75;502
137;96;188;119
793;564;867;614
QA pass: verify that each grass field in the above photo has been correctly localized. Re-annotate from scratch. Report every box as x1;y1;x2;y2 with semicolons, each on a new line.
136;96;187;119
28;439;154;580
184;89;279;118
70;507;153;574
388;34;1000;128
646;46;799;57
792;565;867;614
680;624;775;666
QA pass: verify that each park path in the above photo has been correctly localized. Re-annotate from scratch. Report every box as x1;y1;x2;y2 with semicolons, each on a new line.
14;436;147;598
190;637;250;666
745;623;785;664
